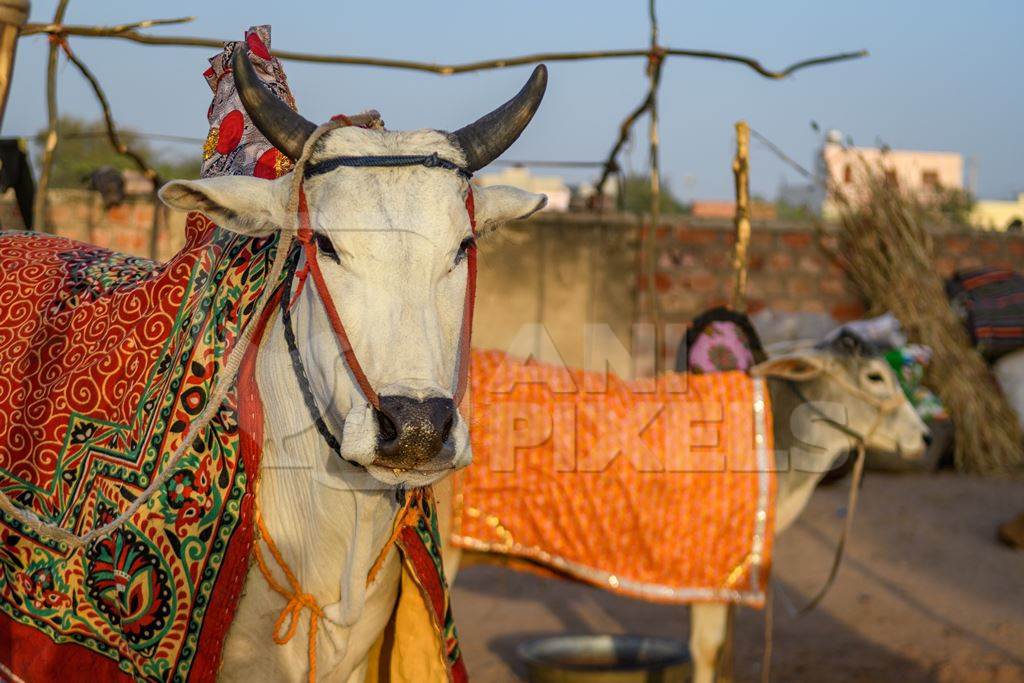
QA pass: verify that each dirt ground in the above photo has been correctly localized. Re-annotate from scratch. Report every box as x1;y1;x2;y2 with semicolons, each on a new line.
450;472;1024;682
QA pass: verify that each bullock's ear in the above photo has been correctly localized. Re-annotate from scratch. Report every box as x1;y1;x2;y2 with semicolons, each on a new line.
751;352;826;382
159;176;290;236
472;185;547;235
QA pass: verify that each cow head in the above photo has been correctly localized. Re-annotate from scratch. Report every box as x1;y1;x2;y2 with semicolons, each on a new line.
160;50;548;487
753;331;929;472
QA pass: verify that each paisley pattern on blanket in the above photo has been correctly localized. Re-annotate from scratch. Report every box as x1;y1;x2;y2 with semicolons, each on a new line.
0;26;288;682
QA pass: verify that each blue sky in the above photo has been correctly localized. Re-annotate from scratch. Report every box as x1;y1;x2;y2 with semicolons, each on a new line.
6;1;1023;201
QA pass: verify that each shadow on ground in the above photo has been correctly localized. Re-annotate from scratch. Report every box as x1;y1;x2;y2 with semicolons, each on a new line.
451;473;1024;682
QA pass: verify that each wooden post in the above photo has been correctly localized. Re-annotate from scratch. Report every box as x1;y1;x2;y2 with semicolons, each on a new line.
644;0;665;373
730;120;751;312
0;0;29;129
31;0;69;233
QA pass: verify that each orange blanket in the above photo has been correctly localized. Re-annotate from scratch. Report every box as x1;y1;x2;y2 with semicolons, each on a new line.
454;350;776;607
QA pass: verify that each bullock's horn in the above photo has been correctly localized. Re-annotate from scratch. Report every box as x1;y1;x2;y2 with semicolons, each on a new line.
232;46;316;161
451;64;547;173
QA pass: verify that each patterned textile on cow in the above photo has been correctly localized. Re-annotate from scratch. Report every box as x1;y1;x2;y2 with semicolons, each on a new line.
0;26;463;682
454;350;776;606
0;27;290;682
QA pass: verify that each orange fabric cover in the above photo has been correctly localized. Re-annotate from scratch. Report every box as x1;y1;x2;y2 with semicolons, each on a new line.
454;350;776;606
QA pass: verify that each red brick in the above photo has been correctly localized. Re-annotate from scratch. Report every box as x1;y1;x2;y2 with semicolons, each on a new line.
674;228;720;245
107;205;130;225
977;239;1002;255
686;272;719;293
943;235;971;256
750;233;775;250
831;301;866;321
746;299;767;315
821;277;850;296
797;255;824;274
768;252;793;271
788;277;815;297
135;203;155;224
780;232;813;248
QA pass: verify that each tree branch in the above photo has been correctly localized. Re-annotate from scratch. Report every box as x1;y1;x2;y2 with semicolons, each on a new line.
58;41;159;182
20;20;867;79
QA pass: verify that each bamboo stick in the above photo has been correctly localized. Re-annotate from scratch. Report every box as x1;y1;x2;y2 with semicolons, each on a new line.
645;0;665;371
731;121;751;311
31;0;69;233
0;0;29;129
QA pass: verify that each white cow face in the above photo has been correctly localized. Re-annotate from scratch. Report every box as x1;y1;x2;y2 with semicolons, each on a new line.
160;127;545;487
754;333;929;469
164;51;547;487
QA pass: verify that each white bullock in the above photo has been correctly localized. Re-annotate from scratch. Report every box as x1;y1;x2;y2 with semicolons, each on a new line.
689;333;928;683
160;49;548;682
437;333;928;683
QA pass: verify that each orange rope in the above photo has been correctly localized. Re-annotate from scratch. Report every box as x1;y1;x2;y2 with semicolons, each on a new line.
254;511;325;683
253;492;420;682
365;491;420;586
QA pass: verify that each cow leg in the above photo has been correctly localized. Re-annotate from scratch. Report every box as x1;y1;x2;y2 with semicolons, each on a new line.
690;602;729;683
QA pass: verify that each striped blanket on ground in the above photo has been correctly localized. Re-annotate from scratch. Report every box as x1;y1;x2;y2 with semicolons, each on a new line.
947;268;1024;361
456;350;777;607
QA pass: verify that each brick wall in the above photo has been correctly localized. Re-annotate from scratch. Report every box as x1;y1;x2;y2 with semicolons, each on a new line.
0;189;187;260
4;191;1024;368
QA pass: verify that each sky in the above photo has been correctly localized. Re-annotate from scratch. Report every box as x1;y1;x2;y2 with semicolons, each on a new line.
6;1;1024;202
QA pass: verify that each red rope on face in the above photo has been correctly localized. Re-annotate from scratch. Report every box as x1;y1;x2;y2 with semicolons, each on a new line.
291;182;478;411
296;188;381;408
453;187;478;405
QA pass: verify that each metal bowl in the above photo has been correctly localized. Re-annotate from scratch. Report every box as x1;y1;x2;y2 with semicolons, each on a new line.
517;634;690;683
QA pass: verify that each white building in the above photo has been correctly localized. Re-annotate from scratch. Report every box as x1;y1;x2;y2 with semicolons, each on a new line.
474;166;571;212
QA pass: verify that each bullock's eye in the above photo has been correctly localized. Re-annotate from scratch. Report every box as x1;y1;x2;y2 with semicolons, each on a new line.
314;233;340;263
866;371;885;383
453;237;476;267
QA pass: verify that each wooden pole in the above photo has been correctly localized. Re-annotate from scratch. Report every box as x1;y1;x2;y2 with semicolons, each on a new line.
0;0;29;129
31;0;69;233
731;120;751;312
644;0;666;373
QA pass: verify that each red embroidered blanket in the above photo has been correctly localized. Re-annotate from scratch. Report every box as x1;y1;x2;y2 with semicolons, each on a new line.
0;27;291;681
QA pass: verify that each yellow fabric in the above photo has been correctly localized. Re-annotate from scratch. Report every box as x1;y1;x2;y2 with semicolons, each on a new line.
365;558;451;683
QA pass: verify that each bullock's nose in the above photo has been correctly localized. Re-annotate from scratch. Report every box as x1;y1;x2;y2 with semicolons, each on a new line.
374;395;455;467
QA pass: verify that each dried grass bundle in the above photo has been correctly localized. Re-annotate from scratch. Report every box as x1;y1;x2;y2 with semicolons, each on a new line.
830;172;1023;474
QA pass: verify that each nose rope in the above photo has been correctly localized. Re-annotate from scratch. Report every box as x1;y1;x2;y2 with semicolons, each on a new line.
285;178;478;462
